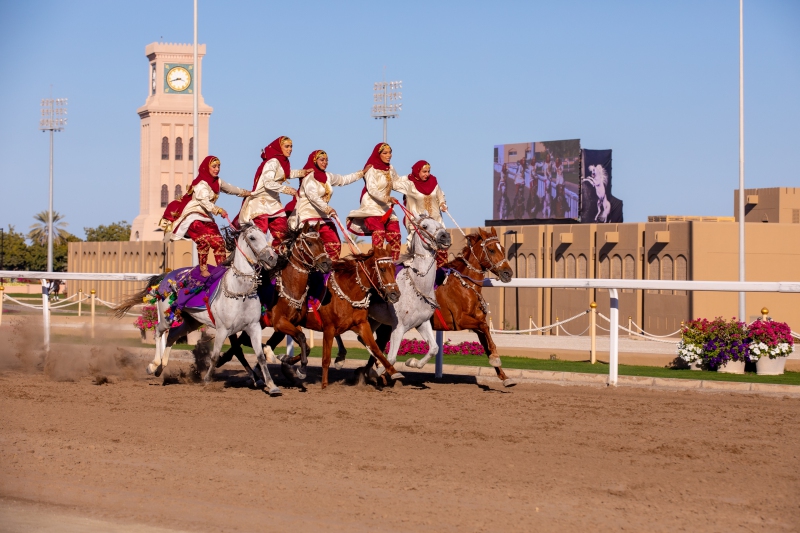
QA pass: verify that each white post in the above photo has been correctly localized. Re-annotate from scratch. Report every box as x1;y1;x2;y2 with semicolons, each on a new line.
90;289;96;339
555;317;559;336
308;328;314;349
528;315;532;336
435;330;444;379
628;316;633;338
42;280;50;351
590;302;597;364
738;0;746;321
0;285;4;326
78;288;82;317
608;289;619;386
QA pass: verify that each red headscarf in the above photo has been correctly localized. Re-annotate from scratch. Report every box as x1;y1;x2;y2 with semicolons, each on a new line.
359;142;391;202
303;150;328;184
251;136;292;190
408;160;438;196
162;155;220;223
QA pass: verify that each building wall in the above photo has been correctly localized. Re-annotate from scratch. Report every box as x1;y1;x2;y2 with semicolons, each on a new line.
458;220;800;335
735;187;800;224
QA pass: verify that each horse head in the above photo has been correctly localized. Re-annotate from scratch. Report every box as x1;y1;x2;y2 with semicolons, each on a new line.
300;221;332;274
412;212;451;251
368;245;401;304
476;227;513;283
239;223;278;269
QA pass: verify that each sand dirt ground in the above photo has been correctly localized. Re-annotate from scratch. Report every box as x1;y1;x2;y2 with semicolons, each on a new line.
0;337;799;532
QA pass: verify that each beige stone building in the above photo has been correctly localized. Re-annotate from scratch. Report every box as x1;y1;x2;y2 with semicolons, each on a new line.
130;42;213;242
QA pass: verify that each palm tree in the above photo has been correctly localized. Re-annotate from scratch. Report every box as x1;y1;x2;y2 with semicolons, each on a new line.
28;211;70;246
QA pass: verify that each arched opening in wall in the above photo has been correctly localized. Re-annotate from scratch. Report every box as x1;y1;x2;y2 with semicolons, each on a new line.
675;255;687;295
188;137;194;161
566;254;576;280
135;231;139;241
648;255;660;294
623;254;635;293
611;254;622;279
554;254;565;278
174;185;182;200
518;254;527;278
161;137;169;160
661;255;674;295
528;254;536;278
598;255;609;291
175;137;183;160
160;184;168;207
578;254;587;279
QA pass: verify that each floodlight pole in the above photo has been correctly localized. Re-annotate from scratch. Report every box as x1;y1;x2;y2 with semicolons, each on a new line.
372;75;402;143
40;97;66;272
738;0;745;321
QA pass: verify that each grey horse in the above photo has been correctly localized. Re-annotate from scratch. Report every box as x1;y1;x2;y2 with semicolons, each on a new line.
115;223;283;395
365;213;451;375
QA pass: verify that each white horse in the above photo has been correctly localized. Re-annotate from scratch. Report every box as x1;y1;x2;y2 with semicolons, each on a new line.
115;223;283;395
582;164;611;223
365;213;451;374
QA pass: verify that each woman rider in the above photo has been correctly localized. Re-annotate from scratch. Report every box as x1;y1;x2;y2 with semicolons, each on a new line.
235;136;310;247
393;160;449;267
346;142;402;261
288;149;365;261
160;155;250;277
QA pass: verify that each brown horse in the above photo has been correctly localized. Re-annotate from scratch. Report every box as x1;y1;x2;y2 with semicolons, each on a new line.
218;222;331;381
431;227;516;385
265;245;403;389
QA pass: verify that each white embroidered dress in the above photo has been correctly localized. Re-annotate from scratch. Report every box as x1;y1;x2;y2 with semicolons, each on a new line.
238;158;304;224
392;175;447;233
168;179;248;240
346;165;402;235
290;171;363;228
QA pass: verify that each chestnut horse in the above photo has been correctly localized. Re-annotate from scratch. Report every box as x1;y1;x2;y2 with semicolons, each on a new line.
265;245;404;388
225;221;331;381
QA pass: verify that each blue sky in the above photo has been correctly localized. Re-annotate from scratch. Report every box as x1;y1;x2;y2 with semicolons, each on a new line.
0;0;798;239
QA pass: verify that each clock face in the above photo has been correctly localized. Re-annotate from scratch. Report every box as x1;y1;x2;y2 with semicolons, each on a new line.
166;66;191;92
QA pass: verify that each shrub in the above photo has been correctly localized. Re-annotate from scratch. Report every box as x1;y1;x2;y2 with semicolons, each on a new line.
700;317;749;369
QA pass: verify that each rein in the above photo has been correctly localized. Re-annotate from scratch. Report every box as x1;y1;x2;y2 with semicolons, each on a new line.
393;202;440;248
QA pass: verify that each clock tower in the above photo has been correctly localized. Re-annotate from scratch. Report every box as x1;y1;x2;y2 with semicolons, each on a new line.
131;42;213;241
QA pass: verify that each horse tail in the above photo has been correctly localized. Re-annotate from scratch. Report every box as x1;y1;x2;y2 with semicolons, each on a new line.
112;274;165;319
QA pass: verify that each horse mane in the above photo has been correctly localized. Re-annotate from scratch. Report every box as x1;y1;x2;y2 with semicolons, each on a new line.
333;250;375;274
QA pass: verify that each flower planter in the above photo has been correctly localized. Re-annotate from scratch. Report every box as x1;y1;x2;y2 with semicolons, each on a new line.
140;329;155;344
689;360;702;371
716;359;745;374
755;357;786;376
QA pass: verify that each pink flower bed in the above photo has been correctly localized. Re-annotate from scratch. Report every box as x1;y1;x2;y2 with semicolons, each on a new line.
388;339;485;356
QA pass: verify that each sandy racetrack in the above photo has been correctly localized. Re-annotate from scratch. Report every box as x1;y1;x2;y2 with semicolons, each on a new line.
1;342;799;532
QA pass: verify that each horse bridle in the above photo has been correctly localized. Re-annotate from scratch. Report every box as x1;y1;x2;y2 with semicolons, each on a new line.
460;235;508;279
234;225;272;269
284;230;327;273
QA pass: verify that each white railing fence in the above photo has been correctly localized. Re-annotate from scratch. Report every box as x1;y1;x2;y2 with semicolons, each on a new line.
1;271;799;385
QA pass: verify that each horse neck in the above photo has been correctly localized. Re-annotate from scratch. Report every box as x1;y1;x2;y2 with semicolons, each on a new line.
280;249;310;288
409;233;437;289
227;236;257;289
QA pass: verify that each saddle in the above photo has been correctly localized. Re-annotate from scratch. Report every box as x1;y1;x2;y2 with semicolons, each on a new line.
159;265;227;323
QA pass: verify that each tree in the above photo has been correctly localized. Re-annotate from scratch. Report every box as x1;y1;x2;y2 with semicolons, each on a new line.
26;232;81;272
28;210;71;246
84;220;131;242
1;225;30;270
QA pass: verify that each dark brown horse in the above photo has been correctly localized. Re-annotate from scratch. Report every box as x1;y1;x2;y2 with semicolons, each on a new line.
265;245;403;388
431;227;517;386
218;222;331;381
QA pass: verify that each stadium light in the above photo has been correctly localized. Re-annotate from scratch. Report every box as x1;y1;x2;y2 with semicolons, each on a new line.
40;96;68;273
372;78;402;142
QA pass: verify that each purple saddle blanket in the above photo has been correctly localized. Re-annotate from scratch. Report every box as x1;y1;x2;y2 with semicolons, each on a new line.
158;265;226;311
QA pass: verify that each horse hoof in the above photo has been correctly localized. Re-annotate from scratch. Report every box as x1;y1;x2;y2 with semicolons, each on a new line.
334;357;345;370
489;356;503;368
391;372;405;381
404;358;419;369
254;379;265;389
503;378;518;387
146;363;157;375
295;367;307;380
268;387;282;397
375;365;386;376
154;365;164;378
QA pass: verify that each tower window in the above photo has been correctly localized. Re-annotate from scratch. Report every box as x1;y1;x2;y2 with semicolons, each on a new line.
160;184;168;207
174;185;182;200
161;137;169;160
175;137;183;160
188;137;194;161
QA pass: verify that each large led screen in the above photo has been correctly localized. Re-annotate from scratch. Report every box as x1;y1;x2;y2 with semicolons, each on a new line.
493;139;581;221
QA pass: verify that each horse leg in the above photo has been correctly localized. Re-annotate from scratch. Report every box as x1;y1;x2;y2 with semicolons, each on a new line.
147;302;170;376
282;329;308;380
203;326;229;383
216;334;243;367
474;322;517;387
333;335;347;370
246;322;281;396
363;322;403;381
321;327;336;389
263;330;284;364
406;321;438;369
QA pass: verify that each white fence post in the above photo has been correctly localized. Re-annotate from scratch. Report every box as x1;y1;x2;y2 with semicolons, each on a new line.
42;280;50;351
286;336;294;358
435;330;444;379
90;289;96;339
78;288;82;317
0;285;4;326
608;289;619;386
590;302;597;364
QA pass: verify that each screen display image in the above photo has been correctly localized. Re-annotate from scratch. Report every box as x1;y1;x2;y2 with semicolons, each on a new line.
493;139;581;221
